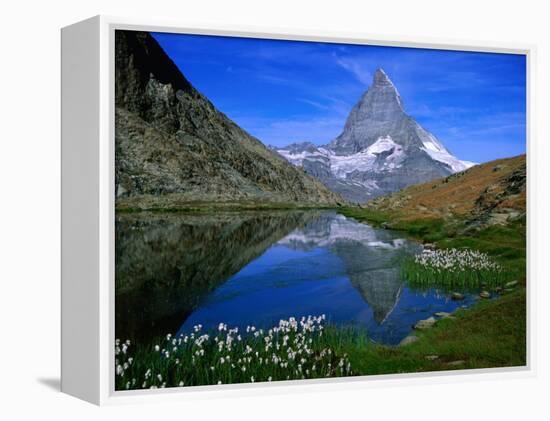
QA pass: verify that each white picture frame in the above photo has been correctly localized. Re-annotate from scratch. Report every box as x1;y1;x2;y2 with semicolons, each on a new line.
61;15;535;405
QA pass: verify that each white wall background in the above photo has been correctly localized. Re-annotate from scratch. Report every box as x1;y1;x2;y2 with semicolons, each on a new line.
1;0;548;419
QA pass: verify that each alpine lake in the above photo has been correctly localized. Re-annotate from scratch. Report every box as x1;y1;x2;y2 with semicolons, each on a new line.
115;210;479;346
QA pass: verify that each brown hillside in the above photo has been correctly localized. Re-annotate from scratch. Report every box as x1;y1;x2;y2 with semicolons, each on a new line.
366;154;526;225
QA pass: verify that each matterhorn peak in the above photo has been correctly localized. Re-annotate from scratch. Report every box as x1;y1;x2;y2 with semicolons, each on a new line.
328;68;406;156
275;66;476;203
370;68;401;104
373;68;393;86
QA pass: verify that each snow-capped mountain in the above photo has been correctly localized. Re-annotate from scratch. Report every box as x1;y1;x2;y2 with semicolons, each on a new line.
274;69;476;203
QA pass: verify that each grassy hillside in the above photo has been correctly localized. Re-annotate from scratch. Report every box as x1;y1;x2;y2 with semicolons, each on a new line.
343;154;526;277
340;154;527;372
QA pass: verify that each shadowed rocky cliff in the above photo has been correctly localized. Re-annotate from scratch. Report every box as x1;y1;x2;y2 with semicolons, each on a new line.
115;30;342;209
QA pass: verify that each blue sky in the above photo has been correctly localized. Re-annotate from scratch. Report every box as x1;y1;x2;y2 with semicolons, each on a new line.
152;32;526;163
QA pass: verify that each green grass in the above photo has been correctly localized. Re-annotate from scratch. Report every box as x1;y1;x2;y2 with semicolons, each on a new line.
337;206;454;240
340;207;457;243
115;317;359;390
402;260;508;292
346;288;526;374
338;207;391;226
400;247;511;291
439;218;526;280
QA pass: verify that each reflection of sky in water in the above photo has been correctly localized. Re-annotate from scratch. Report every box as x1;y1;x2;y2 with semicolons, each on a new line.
179;213;476;345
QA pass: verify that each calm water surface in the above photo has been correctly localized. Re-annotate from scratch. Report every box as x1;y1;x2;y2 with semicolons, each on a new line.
116;210;476;345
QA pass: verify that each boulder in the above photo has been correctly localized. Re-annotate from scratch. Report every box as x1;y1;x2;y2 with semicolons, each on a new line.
505;280;519;288
479;291;491;299
446;360;466;367
451;292;465;300
414;317;436;330
398;335;419;347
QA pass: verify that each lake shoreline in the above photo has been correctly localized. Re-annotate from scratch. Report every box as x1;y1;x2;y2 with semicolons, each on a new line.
336;206;526;372
116;195;346;213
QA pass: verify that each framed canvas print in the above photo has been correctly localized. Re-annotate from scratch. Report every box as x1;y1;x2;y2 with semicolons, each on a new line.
61;16;532;405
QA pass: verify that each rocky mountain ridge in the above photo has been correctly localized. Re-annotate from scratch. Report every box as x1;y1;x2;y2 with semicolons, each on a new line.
115;30;343;209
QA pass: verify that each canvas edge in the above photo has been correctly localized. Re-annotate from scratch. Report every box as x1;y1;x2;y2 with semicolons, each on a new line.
61;15;102;405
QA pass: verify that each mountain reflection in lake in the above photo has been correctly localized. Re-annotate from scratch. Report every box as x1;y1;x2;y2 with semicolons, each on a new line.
116;211;475;345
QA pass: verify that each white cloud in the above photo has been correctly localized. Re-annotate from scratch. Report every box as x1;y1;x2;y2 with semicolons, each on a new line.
296;96;353;117
334;55;372;85
230;114;346;147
